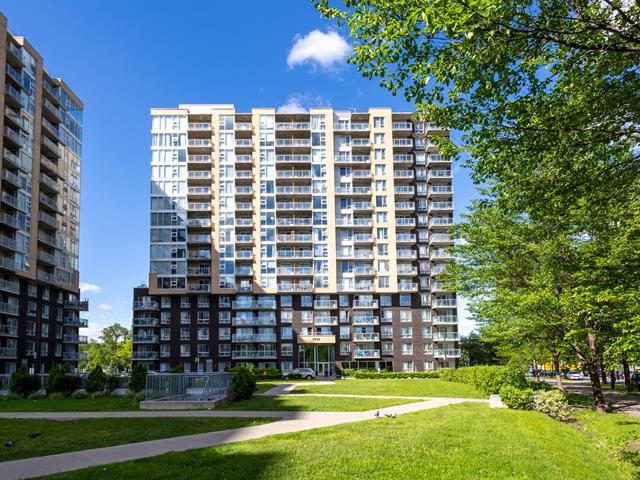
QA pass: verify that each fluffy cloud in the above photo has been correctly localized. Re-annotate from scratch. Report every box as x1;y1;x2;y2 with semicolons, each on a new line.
79;282;101;294
277;93;331;114
287;30;351;70
97;303;112;311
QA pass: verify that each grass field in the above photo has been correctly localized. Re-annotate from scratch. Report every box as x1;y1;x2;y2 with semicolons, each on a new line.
292;378;484;398
0;397;140;412
218;394;416;411
43;403;639;480
0;417;273;462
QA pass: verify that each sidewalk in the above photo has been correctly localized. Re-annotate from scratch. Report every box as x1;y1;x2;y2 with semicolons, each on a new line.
0;397;485;479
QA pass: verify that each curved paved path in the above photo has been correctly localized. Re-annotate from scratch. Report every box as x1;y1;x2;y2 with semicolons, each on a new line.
0;395;486;479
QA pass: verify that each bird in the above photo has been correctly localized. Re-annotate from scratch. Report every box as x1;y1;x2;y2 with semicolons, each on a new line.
5;441;15;448
27;432;41;439
384;413;397;418
374;410;380;418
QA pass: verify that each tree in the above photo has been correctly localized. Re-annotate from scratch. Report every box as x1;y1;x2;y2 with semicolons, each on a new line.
316;0;640;411
82;323;132;373
459;332;500;367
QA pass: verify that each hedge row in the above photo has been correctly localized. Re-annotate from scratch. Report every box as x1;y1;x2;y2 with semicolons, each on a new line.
439;366;528;394
353;371;440;379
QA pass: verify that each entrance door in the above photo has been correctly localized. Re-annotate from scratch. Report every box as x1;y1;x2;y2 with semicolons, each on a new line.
316;362;334;377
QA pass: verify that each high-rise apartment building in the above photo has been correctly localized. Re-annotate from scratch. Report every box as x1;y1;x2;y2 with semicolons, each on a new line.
132;104;458;374
0;14;88;374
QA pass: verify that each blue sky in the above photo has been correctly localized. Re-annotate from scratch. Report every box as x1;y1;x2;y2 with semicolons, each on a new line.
3;1;478;338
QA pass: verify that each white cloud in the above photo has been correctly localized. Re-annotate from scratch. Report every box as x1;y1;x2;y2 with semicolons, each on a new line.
97;303;112;311
79;282;101;294
287;30;351;70
277;93;331;114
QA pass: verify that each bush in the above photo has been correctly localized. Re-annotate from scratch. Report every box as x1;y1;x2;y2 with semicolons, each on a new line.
342;368;356;377
533;390;573;422
231;366;256;401
440;366;528;395
86;365;107;393
70;390;88;399
134;391;147;402
254;367;282;380
46;365;81;397
124;390;136;399
48;392;66;400
354;371;440;379
89;391;105;399
285;373;303;380
6;392;21;400
170;363;184;373
528;380;553;392
129;364;147;393
105;376;121;395
499;385;534;410
10;366;41;398
28;392;46;400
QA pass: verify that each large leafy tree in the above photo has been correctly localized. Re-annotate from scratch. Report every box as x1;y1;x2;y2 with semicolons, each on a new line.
316;0;640;409
81;323;132;373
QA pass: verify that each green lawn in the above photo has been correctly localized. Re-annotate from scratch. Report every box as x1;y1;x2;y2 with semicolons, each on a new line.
0;397;141;412
0;417;273;462
293;378;484;398
218;394;416;412
44;403;638;480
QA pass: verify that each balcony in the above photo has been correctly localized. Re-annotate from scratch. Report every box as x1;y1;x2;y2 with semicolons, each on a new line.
232;334;277;343
277;201;312;210
276;154;311;163
132;334;160;343
276;122;310;130
188;267;210;276
354;349;380;359
42;98;61;121
62;317;89;327
4;84;21;108
335;186;371;196
398;282;419;292
64;299;89;311
277;250;312;259
63;334;89;344
276;217;312;227
392;122;413;130
434;349;461;358
0;301;19;315
396;218;416;228
188;284;211;293
188;251;211;260
0;279;20;294
188;123;211;130
429;233;452;245
277;267;313;276
427;154;450;166
232;316;277;326
235;122;253;131
187;187;211;196
276;170;311;179
276;186;311;195
394;154;413;164
132;351;159;360
429;202;454;213
236;250;253;259
235;139;253;148
188;154;211;163
353;316;380;325
3;125;23;148
352;201;372;211
236;155;253;164
394;170;414;180
354;332;380;342
232;350;278;359
432;316;458;325
0;347;17;359
3;148;30;171
235;170;253;181
236;202;253;211
39;211;59;229
188;171;211;181
278;282;313;292
428;170;452;181
433;332;460;342
396;234;417;243
186;234;211;244
276;233;312;243
334;154;370;164
314;299;337;309
236;234;253;243
394;186;415;196
353;233;373;243
397;266;418;276
429;218;454;228
232;299;277;309
432;299;457;309
276;139;310;148
188;139;211;148
353;300;379;309
132;317;159;327
187;219;211;228
133;300;159;310
0;324;18;336
312;316;337;326
188;202;211;211
336;218;373;228
393;139;413;148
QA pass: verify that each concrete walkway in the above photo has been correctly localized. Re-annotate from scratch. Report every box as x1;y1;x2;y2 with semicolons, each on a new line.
258;381;334;396
0;397;485;479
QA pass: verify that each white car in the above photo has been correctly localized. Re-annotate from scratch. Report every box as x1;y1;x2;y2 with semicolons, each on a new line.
566;371;584;380
287;368;317;380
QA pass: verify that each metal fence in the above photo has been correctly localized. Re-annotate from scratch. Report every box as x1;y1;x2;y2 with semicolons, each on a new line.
144;373;235;402
0;373;131;394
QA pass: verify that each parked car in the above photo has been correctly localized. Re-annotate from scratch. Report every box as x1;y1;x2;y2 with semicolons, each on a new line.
631;372;640;391
566;371;584;381
286;368;317;380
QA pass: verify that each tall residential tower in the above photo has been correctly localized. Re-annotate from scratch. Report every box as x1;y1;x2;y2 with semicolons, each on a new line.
0;13;87;374
132;104;457;374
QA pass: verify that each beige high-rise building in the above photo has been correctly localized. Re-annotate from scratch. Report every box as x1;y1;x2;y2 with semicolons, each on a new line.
132;104;458;374
0;13;88;375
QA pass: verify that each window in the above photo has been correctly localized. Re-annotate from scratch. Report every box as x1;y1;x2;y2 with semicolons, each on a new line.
197;328;209;341
180;296;190;308
381;309;393;322
281;311;293;323
197;311;209;323
41;342;48;356
197;295;209;307
378;276;390;288
375;196;387;208
375;164;386;176
180;328;190;341
280;296;292;307
219;327;230;340
180;312;190;324
197;344;209;357
301;311;313;323
375;180;387;192
281;327;292;339
42;288;49;300
301;295;313;307
424;361;434;372
374;149;385;160
400;310;412;322
402;361;414;372
380;295;392;307
161;328;171;341
381;326;393;339
382;342;394;355
219;311;231;324
27;302;37;317
374;133;385;144
340;326;350;339
41;323;49;337
180;344;190;357
422;326;432;338
421;309;431;322
399;295;412;307
28;283;37;297
219;344;231;357
281;361;293;373
161;296;171;308
376;228;388;240
339;295;350;307
376;212;388;223
377;260;389;273
340;343;351;355
377;244;389;256
281;344;293;356
26;321;36;336
400;327;413;339
373;117;385;128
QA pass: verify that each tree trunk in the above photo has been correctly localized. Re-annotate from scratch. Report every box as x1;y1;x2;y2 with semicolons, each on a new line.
550;347;564;391
587;331;607;412
622;356;632;392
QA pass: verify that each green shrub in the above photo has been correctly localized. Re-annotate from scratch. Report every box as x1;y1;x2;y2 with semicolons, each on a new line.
70;390;88;399
170;363;184;373
231;366;256;401
134;391;147;402
341;368;356;377
499;385;534;410
254;367;282;380
89;391;104;399
48;392;66;400
533;390;573;422
129;364;147;393
528;380;552;391
28;392;46;400
10;366;41;398
440;366;528;394
124;390;136;399
85;365;107;393
46;365;81;397
285;373;303;380
105;376;121;395
354;371;440;379
6;391;21;400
